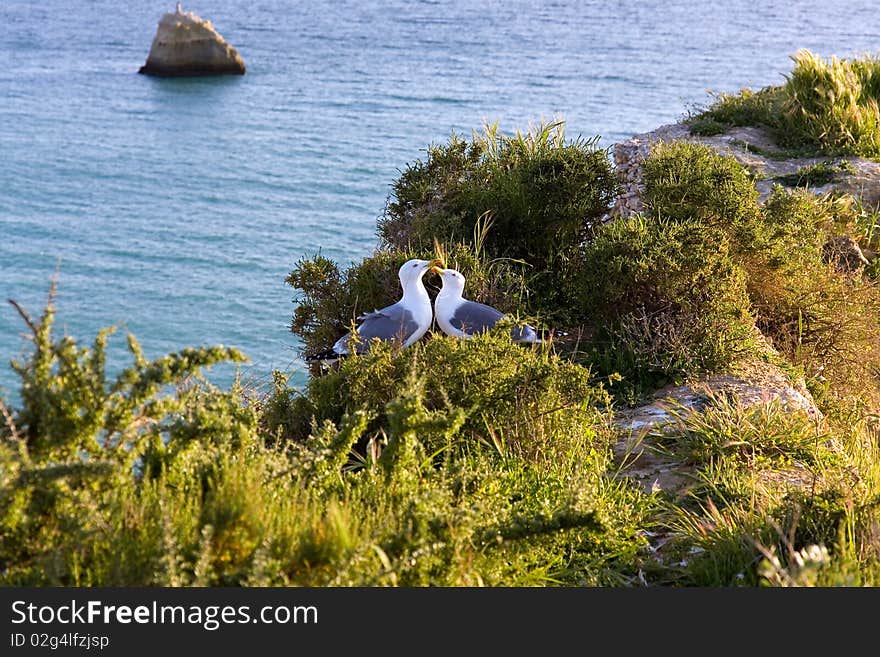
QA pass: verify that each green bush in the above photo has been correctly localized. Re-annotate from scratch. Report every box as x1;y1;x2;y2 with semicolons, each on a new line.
0;288;249;584
779;50;880;157
744;188;880;407
378;121;619;320
635;143;880;407
641;141;763;251
291;330;611;462
381;121;618;260
0;295;653;586
747;185;830;271
578;215;755;382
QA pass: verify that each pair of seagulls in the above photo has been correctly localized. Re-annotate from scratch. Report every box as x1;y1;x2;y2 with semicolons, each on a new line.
306;258;546;363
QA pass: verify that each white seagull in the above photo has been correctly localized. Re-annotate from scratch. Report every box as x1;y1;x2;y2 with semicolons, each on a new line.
431;265;545;343
306;258;441;363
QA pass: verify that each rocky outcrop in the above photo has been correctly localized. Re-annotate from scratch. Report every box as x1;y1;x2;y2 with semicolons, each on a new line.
611;122;880;220
138;4;245;77
612;333;824;496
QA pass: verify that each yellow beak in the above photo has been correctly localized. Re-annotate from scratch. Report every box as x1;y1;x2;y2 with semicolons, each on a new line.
429;259;444;274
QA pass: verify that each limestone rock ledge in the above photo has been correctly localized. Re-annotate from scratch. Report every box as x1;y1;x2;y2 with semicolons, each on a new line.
138;5;245;77
610;122;880;220
611;332;826;497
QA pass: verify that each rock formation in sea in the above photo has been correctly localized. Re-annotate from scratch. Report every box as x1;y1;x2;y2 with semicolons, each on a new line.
138;4;246;77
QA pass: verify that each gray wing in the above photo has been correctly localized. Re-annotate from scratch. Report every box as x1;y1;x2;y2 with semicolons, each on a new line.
451;300;540;342
510;324;540;343
336;303;418;353
449;301;505;335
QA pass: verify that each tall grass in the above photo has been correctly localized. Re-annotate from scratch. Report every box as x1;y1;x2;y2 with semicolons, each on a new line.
690;50;880;158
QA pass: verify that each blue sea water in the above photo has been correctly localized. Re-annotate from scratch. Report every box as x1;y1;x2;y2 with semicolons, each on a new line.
1;0;878;400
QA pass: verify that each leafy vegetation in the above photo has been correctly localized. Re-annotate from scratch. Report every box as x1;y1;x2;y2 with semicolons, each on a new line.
5;54;880;585
0;290;651;586
377;121;619;323
689;50;880;158
577;215;755;385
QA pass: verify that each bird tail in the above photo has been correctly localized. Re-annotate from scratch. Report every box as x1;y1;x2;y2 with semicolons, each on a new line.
305;348;341;364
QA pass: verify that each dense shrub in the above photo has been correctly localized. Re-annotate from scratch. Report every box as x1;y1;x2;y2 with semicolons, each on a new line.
0;295;653;586
743;188;880;407
641;141;763;251
377;121;619;319
634;141;880;407
0;289;250;584
578;215;755;382
289;331;611;461
381;122;618;260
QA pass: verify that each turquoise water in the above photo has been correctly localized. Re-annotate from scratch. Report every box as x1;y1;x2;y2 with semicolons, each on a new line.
1;0;878;399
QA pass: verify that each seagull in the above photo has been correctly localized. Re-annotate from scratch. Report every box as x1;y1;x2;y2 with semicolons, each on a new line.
431;266;548;343
305;258;441;363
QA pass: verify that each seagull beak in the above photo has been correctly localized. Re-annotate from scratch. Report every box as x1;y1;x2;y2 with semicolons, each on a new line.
429;259;444;274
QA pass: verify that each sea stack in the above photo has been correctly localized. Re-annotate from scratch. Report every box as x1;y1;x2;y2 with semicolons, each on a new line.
138;4;246;77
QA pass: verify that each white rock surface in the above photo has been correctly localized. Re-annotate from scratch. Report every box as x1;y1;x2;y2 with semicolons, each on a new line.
139;4;245;77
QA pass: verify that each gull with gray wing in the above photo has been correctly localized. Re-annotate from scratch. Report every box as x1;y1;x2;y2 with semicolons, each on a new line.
306;258;440;364
431;266;544;342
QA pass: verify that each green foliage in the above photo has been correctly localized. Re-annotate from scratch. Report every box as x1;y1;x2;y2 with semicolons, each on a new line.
632;142;880;410
688;87;779;136
641;141;763;250
7;287;247;466
293;331;610;462
778;50;880;157
579;214;755;382
656;391;880;587
655;394;824;468
381;121;618;260
0;296;654;586
688;50;880;158
748;185;831;269
743;189;880;407
0;288;249;585
377;121;619;319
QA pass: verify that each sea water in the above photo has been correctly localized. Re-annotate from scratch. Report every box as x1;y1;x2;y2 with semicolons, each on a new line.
1;0;877;399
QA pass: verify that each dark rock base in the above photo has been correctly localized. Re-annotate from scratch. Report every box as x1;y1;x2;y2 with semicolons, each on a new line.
138;62;246;77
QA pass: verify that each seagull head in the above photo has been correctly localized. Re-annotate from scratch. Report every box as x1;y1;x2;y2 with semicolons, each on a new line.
430;265;466;296
398;258;442;289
